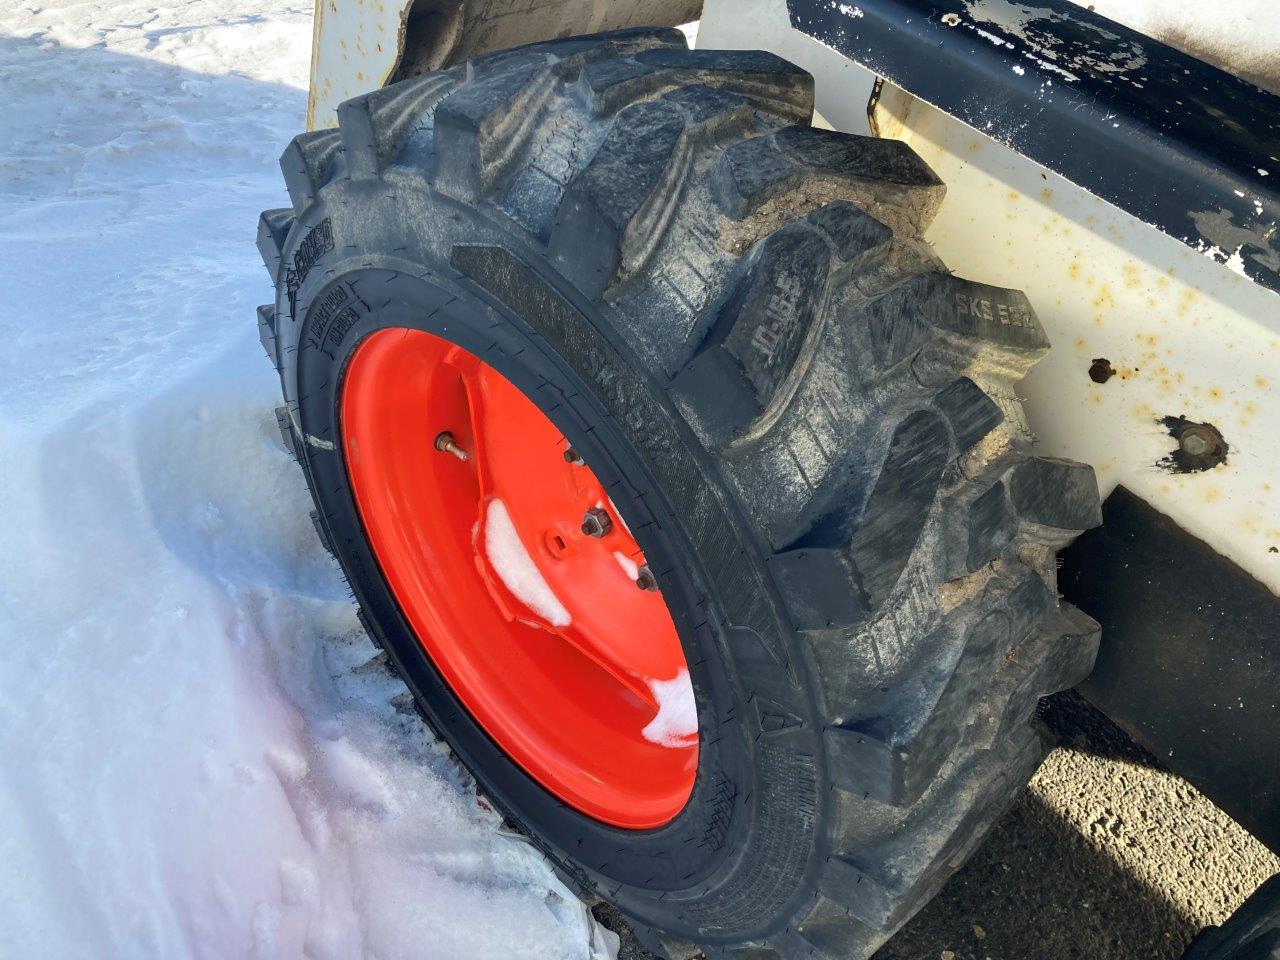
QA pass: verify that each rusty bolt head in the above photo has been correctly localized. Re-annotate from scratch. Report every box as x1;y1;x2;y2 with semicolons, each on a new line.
581;507;612;538
1180;432;1210;456
563;447;584;466
1178;424;1220;459
635;565;658;592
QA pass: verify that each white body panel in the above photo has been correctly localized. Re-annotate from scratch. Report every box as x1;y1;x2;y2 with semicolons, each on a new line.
700;0;1280;595
306;0;406;129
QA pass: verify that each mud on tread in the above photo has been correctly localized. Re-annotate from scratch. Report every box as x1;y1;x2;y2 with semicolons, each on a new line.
258;27;1101;960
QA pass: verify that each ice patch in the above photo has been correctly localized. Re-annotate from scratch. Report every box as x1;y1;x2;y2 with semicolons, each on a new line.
484;498;572;626
641;669;699;748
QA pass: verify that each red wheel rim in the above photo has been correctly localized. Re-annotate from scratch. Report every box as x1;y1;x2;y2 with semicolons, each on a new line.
340;328;698;829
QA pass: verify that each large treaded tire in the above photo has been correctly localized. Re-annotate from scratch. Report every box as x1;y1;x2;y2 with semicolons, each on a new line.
256;29;1102;959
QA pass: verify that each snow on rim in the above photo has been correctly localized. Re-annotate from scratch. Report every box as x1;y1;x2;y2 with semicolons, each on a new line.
612;551;640;581
0;0;614;956
641;669;699;748
483;498;573;626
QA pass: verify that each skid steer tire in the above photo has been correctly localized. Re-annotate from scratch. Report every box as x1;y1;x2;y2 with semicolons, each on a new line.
257;28;1102;960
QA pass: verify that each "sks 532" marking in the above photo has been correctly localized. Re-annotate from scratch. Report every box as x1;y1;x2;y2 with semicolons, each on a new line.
955;291;1034;328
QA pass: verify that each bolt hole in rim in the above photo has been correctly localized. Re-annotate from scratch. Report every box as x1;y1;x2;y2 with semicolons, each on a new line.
340;327;698;829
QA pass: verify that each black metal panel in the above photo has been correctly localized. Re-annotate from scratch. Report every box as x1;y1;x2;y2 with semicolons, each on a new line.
1059;487;1280;855
786;0;1280;294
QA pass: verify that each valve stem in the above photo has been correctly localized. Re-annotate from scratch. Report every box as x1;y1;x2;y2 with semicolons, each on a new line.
434;431;468;462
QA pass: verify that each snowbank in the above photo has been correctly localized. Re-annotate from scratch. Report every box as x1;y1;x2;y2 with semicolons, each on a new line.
0;1;613;957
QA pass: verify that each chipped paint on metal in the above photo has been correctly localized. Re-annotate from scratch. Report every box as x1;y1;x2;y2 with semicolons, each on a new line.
888;92;1280;591
307;0;409;128
703;0;1280;592
784;0;1280;293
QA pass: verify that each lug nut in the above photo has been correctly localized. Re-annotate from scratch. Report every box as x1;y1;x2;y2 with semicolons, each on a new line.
581;507;613;538
563;447;584;466
635;564;658;592
434;431;468;462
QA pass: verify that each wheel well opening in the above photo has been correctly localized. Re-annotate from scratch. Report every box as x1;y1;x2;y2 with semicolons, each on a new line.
387;0;706;85
391;0;465;82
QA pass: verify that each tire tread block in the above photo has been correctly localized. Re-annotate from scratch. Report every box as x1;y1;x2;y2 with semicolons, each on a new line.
256;208;294;281
825;566;1056;806
1008;456;1103;533
257;304;278;368
582;47;814;124
717;226;833;408
337;74;459;179
712;128;946;235
931;376;1004;453
863;271;1050;374
846;410;951;608
434;53;560;201
280;129;342;211
551;85;754;293
274;405;298;461
963;480;1019;573
767;548;869;631
633;47;814;122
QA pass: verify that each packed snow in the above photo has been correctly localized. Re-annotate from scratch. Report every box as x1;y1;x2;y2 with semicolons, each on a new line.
483;498;572;627
641;670;698;749
0;0;615;957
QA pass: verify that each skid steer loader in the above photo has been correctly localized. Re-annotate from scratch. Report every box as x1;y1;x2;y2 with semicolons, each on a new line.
254;0;1280;955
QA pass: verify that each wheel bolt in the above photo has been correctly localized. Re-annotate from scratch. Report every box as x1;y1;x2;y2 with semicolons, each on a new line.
581;507;612;538
564;447;584;466
635;565;658;592
1180;429;1211;457
434;431;468;462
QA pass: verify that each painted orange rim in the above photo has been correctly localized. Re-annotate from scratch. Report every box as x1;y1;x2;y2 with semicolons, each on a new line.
340;328;698;829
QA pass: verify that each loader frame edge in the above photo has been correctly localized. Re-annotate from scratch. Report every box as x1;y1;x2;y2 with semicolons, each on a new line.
785;0;1280;295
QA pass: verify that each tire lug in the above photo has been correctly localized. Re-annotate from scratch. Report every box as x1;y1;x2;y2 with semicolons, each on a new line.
635;565;658;592
581;507;612;538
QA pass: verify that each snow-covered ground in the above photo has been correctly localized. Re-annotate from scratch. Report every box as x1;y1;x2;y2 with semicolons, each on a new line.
0;2;614;957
